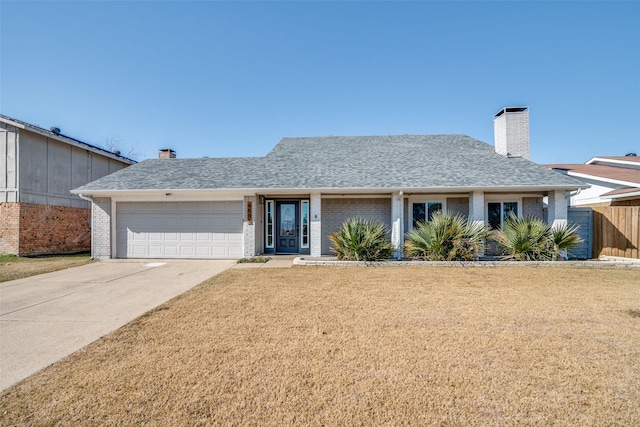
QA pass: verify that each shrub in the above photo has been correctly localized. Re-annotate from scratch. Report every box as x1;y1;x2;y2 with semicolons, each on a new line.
329;218;395;261
550;222;584;260
492;214;583;261
404;212;487;261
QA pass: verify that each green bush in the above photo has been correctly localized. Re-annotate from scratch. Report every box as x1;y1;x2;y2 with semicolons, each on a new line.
329;217;395;261
404;212;487;261
492;214;583;261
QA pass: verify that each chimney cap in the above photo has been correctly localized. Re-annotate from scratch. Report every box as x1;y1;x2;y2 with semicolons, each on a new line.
494;106;529;119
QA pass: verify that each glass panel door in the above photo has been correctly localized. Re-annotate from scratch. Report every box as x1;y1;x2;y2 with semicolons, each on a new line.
276;201;299;253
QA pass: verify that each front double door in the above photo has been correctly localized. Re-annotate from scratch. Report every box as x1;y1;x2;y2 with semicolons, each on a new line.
276;201;299;253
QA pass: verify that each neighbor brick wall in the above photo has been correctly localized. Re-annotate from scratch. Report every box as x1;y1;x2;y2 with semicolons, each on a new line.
321;198;391;255
0;203;91;255
18;203;90;255
0;203;20;254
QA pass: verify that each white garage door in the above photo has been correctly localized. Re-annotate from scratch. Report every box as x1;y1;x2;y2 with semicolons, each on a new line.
116;202;243;259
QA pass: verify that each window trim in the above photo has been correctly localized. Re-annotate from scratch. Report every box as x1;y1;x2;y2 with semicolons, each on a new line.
300;199;309;249
485;198;522;230
265;200;274;249
409;198;446;229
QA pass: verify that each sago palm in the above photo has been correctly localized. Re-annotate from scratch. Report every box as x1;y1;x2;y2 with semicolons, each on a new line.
550;223;583;260
404;212;487;261
329;217;394;261
493;214;582;261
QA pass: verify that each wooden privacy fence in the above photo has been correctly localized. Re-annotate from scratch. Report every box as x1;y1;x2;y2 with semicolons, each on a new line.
592;206;640;259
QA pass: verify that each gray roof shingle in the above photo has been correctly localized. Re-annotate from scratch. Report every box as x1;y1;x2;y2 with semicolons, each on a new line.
74;134;586;193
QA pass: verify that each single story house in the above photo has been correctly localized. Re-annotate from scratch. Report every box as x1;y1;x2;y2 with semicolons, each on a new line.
0;114;135;255
72;107;587;260
546;155;640;207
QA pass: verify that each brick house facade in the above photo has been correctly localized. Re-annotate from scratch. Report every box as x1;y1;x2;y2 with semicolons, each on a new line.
73;107;587;260
0;115;134;255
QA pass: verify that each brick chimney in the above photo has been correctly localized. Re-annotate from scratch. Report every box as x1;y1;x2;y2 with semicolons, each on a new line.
493;106;530;160
158;148;176;159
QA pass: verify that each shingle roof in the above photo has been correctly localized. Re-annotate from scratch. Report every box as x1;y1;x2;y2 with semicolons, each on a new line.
546;163;640;186
74;134;586;193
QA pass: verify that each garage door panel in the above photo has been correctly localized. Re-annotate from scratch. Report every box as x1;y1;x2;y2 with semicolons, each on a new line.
228;233;243;242
116;202;243;259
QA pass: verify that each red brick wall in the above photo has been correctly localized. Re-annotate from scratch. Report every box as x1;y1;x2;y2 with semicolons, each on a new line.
0;203;21;254
0;203;91;255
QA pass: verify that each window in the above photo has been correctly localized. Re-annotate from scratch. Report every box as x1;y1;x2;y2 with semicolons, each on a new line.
266;200;274;248
487;201;518;230
301;200;309;248
411;201;443;228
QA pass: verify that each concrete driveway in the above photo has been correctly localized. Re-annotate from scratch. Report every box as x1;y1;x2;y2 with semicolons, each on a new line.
0;259;235;391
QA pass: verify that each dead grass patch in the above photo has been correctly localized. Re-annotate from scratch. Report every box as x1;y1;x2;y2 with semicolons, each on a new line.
0;253;92;283
1;266;639;426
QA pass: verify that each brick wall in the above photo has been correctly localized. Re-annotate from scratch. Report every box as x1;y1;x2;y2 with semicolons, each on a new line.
12;203;90;255
0;203;20;254
321;198;391;255
92;198;112;259
243;196;256;257
523;197;544;220
447;197;469;217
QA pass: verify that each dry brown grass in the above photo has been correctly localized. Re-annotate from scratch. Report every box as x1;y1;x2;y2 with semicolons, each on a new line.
0;253;92;283
1;266;639;426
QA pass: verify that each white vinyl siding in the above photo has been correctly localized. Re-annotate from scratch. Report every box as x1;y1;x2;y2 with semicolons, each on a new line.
116;201;243;259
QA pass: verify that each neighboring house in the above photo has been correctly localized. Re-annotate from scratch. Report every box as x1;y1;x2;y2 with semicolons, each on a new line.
546;156;640;207
0;114;135;255
72;107;586;260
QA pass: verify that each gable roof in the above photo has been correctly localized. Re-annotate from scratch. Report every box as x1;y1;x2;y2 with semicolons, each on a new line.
74;134;586;194
0;114;136;164
546;163;640;186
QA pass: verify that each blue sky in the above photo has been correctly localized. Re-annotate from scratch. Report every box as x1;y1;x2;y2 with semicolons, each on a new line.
1;1;638;163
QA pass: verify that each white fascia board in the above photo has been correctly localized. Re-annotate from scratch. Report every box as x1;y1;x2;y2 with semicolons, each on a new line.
587;157;640;168
73;184;586;199
602;189;640;200
73;189;249;201
0;117;26;129
567;171;640;188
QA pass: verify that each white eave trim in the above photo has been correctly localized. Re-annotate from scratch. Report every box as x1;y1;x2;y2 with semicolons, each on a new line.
586;157;640;168
0;117;26;129
566;171;640;188
602;189;640;200
71;184;587;198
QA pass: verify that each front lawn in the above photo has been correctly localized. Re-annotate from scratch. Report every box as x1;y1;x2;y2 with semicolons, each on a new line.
1;266;638;426
0;253;92;283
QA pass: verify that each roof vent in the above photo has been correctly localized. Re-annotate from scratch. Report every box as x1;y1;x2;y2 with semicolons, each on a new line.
625;152;637;157
50;127;61;135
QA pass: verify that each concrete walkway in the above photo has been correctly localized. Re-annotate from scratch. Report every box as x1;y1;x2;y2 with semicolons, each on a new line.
0;259;234;391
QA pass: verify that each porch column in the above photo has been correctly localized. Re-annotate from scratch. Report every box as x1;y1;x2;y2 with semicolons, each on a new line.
547;190;568;229
468;191;485;256
310;193;322;257
390;191;404;259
